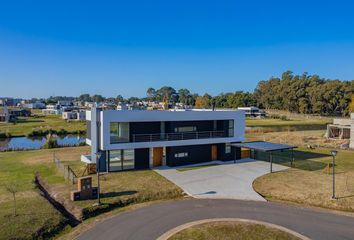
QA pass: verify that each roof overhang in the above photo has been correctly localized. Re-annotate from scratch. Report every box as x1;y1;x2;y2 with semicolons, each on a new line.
231;141;297;152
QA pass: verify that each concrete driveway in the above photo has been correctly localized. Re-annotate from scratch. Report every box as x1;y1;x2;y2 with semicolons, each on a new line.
155;159;288;201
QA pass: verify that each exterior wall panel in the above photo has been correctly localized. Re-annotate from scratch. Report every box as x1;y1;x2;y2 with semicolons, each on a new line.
166;144;212;167
134;148;150;169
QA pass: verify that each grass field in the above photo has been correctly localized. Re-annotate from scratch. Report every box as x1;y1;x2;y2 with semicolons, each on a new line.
246;117;331;127
0;112;86;137
253;147;354;212
0;147;89;239
168;221;300;240
0;146;183;238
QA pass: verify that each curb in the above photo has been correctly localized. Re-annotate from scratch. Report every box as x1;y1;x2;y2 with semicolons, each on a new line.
157;218;311;240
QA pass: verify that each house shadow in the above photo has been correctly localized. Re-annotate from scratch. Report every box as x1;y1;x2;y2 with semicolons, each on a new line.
293;150;331;160
257;150;330;171
16;119;45;123
101;190;138;199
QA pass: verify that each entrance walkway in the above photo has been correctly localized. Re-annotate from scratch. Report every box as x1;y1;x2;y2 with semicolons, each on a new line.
155;159;288;201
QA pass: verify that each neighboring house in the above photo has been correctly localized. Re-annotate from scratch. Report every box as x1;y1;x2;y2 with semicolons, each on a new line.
62;110;86;121
0;98;22;106
22;101;46;109
9;109;31;117
81;108;245;171
237;107;266;118
42;101;74;115
42;104;62;115
57;100;73;106
0;107;16;123
326;113;354;149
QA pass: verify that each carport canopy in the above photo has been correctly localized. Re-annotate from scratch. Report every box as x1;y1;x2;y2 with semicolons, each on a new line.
231;141;297;152
231;141;297;173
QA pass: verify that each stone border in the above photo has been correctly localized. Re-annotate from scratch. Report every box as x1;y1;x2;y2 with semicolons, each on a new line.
157;218;311;240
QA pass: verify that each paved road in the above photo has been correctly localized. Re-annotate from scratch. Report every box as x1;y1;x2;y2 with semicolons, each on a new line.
77;199;354;240
155;159;288;201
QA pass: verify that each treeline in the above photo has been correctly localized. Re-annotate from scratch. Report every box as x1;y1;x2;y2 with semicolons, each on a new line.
42;71;354;116
255;71;354;116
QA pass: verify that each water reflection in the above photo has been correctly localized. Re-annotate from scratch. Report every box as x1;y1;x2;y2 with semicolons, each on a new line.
0;135;85;151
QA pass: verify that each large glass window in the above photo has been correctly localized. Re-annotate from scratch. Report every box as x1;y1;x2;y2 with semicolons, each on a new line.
174;126;197;133
109;149;135;171
225;143;231;154
110;122;129;143
228;120;234;137
109;150;122;171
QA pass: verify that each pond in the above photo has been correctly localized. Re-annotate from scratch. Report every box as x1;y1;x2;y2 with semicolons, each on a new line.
0;135;86;151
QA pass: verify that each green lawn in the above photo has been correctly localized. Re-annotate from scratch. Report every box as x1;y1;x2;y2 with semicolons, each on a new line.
246;117;331;128
0;146;183;239
0;147;88;239
253;147;354;212
0;113;86;137
168;221;300;240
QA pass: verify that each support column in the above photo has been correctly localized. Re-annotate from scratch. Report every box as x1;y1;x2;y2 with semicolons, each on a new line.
270;152;273;173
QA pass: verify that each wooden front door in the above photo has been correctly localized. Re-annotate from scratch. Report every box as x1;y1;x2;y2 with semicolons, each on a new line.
211;145;217;161
153;147;163;167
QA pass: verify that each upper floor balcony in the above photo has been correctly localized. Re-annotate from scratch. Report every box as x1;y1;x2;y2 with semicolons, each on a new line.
131;130;227;143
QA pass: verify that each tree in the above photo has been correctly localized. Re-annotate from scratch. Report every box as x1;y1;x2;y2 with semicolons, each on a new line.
146;88;157;101
77;94;91;102
178;88;191;105
91;94;105;103
195;94;212;109
116;95;124;103
5;182;19;216
253;71;354;116
349;95;354;113
156;86;178;103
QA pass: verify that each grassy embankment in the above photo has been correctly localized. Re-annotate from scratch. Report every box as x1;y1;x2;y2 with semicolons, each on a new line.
0;146;183;239
168;221;300;240
245;117;331;128
253;147;354;212
0;147;88;239
0;109;86;137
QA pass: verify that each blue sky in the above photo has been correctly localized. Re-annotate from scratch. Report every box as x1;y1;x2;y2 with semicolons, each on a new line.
1;0;354;98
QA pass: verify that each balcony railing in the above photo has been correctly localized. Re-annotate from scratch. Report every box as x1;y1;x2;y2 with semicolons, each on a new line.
132;130;227;142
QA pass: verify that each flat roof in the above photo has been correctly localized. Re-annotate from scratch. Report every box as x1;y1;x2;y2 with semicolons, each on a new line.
231;141;297;152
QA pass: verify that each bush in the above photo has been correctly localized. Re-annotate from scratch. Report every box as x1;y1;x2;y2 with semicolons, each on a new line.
42;138;59;149
280;115;289;121
0;132;12;138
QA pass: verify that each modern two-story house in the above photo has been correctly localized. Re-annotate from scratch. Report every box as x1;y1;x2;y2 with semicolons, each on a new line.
81;108;245;172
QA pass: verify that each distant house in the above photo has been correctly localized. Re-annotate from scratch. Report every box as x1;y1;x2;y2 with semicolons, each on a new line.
9;109;31;117
62;110;86;121
58;100;73;107
237;107;266;118
0;107;16;123
42;104;62;115
0;98;22;107
42;101;75;115
22;101;46;109
326;114;354;149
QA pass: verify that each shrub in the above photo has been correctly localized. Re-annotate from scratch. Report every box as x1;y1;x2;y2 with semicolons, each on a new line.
0;132;11;138
42;138;59;149
280;115;289;121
